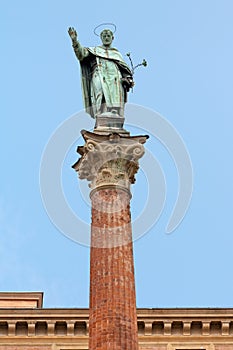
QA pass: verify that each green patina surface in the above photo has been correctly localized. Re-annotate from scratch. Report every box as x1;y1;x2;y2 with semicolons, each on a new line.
68;27;134;118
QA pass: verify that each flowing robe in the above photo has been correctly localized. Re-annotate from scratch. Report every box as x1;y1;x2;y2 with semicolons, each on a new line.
73;45;132;118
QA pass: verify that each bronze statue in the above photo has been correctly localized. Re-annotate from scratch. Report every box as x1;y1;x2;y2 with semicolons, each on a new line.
68;27;134;119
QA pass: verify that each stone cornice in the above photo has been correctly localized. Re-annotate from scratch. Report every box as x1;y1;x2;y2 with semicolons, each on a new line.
1;307;233;317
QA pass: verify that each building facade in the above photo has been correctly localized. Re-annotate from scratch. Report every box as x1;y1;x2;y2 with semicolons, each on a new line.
0;293;232;350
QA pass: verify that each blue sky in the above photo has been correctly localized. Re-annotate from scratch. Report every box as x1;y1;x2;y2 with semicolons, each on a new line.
1;0;233;308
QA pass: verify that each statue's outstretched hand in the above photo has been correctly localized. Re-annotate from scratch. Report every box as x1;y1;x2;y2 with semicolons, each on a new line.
68;27;78;41
121;76;135;92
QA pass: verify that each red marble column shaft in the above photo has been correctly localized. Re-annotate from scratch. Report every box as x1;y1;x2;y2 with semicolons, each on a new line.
89;188;139;350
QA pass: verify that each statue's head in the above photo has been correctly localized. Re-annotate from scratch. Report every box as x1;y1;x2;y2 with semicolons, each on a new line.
100;29;114;47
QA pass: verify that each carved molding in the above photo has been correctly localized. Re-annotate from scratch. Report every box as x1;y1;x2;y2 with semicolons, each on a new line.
67;322;75;336
28;322;35;336
202;321;210;336
221;321;230;335
144;322;152;336
47;322;55;336
164;322;172;335
7;322;15;336
183;321;191;336
1;310;233;340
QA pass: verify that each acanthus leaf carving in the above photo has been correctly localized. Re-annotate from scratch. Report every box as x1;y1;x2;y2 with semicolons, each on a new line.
72;130;148;192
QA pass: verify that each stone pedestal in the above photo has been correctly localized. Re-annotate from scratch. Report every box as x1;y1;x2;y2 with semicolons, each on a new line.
95;111;126;131
72;129;148;350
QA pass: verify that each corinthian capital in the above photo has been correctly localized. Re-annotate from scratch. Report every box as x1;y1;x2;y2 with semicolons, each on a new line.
72;130;148;193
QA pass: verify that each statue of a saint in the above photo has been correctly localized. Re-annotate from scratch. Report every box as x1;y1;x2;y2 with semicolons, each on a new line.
68;27;134;119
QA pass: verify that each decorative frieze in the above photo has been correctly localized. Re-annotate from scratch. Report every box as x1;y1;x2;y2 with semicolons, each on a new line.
1;310;233;339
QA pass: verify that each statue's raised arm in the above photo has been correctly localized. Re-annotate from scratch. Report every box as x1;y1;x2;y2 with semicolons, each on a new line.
68;27;89;62
68;27;78;41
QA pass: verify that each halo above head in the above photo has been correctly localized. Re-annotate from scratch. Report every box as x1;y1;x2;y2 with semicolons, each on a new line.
94;23;117;37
